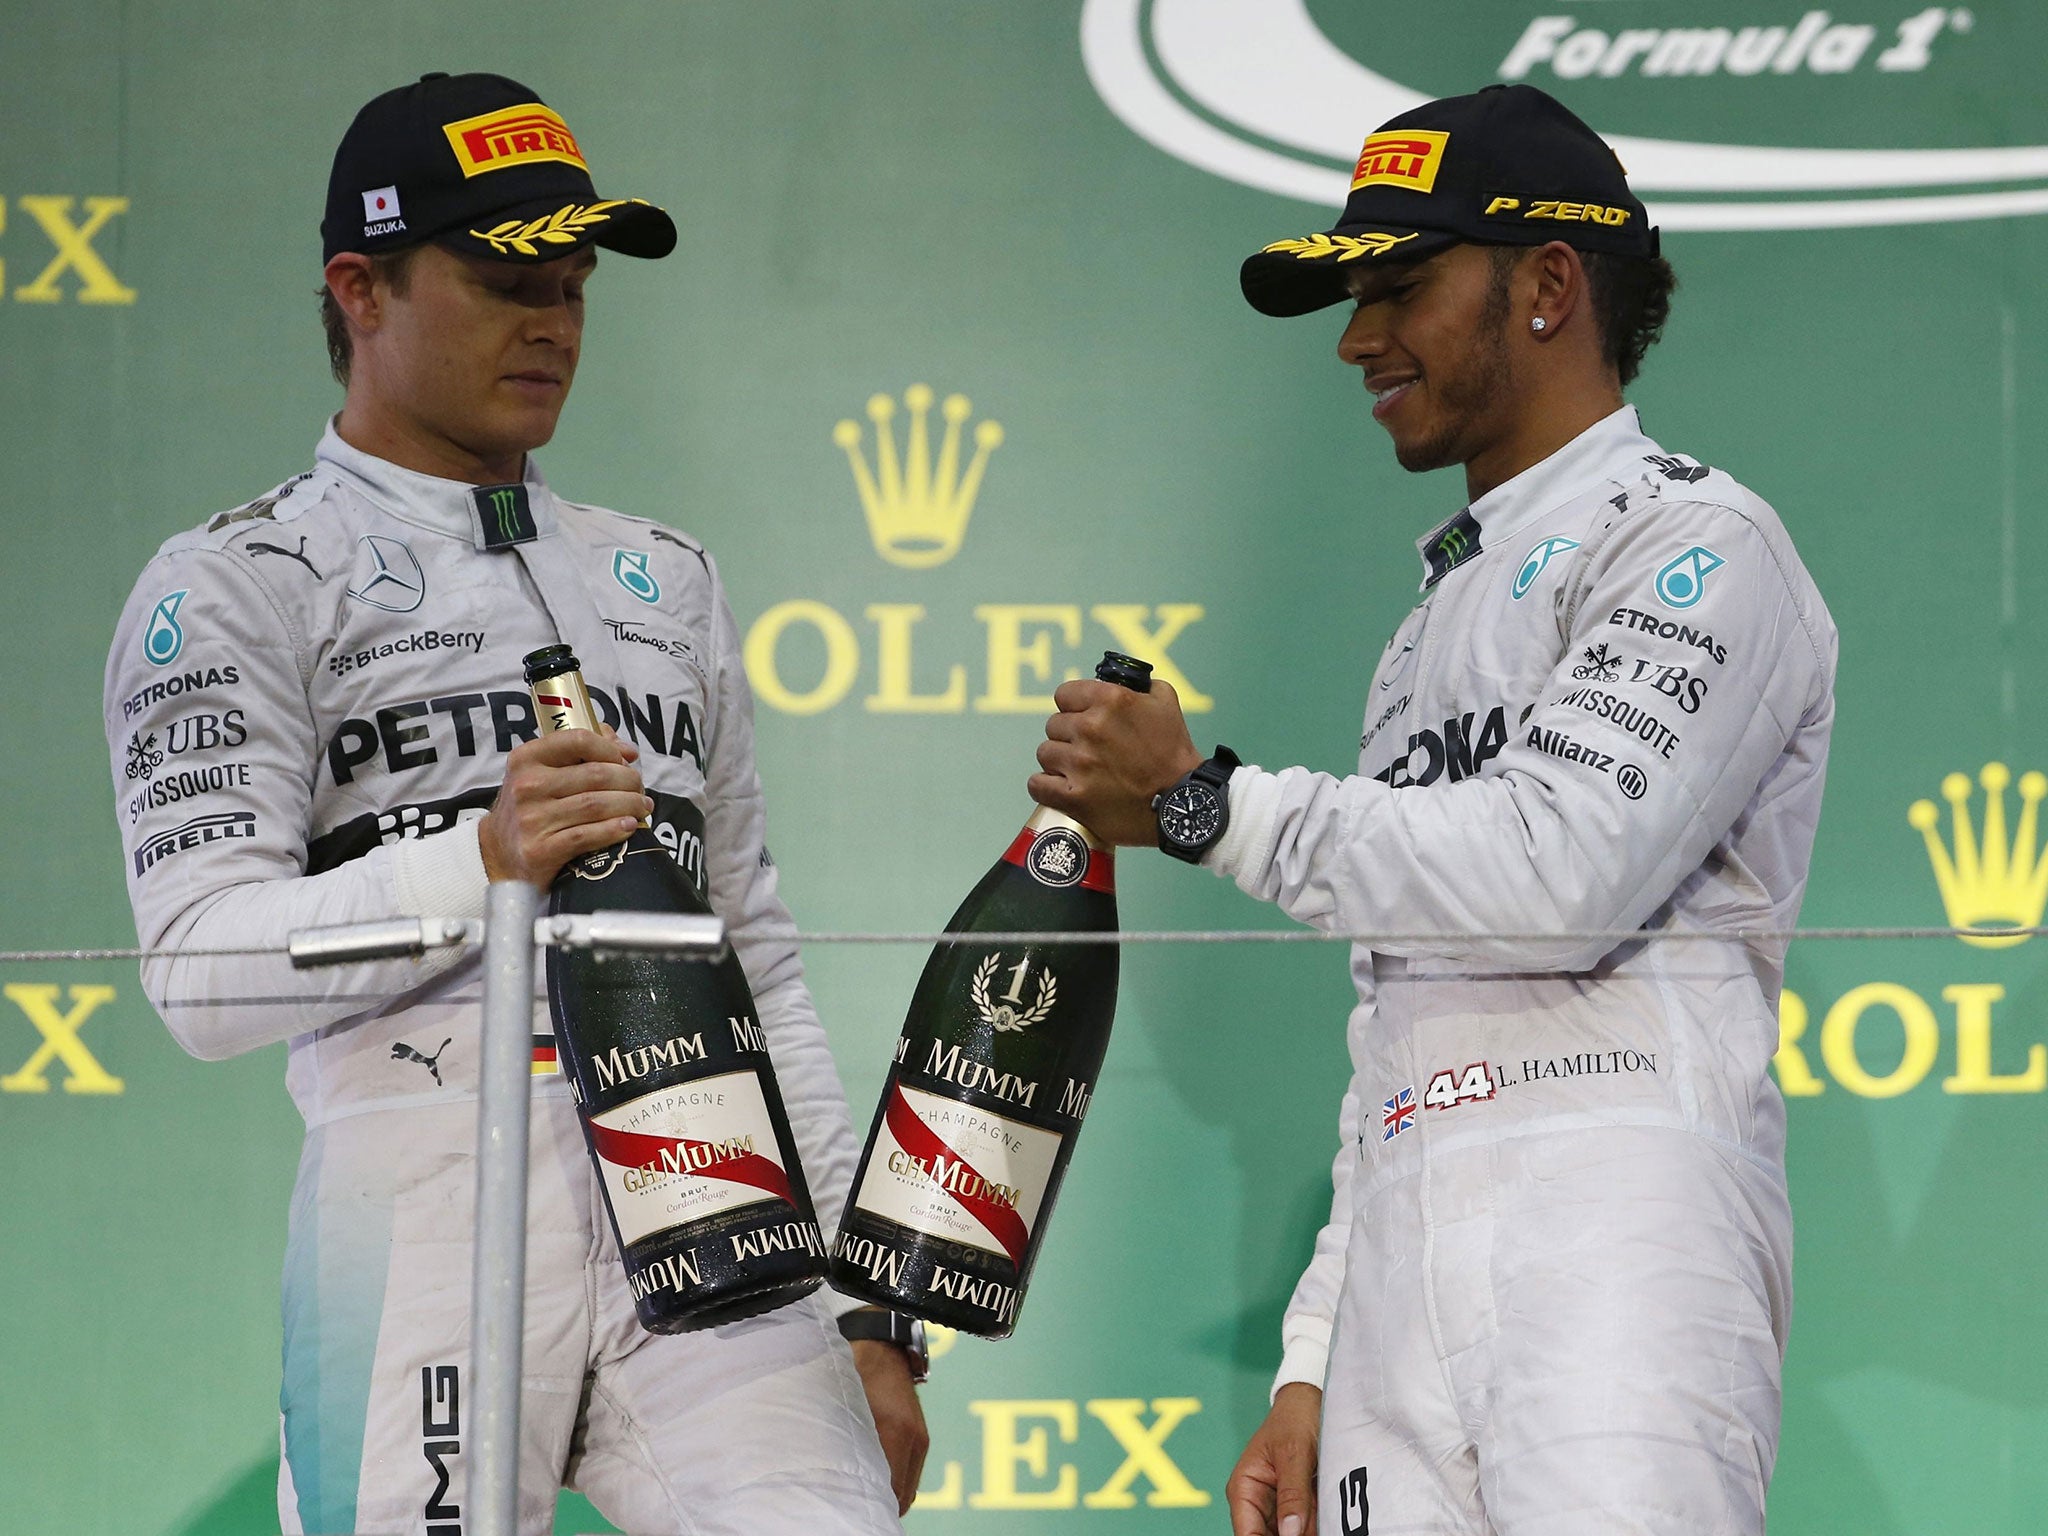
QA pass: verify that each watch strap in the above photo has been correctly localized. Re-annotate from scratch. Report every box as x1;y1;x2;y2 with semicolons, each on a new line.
1192;744;1241;790
837;1306;930;1383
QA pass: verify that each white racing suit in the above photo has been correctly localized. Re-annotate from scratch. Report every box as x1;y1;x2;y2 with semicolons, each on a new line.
1207;407;1836;1534
104;426;899;1535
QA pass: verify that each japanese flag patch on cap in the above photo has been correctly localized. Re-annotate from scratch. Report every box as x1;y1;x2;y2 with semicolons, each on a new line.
360;185;403;236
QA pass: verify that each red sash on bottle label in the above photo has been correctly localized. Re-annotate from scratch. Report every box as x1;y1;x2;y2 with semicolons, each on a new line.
885;1083;1031;1264
587;1121;794;1204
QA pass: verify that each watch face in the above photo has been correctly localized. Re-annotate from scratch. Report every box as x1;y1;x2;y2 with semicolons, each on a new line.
1160;783;1224;847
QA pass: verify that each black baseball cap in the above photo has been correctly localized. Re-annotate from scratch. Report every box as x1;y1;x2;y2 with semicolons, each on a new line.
322;72;677;265
1240;84;1657;318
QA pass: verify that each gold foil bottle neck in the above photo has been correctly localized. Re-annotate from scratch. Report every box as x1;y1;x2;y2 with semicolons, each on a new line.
528;665;650;832
531;669;600;735
1025;801;1106;850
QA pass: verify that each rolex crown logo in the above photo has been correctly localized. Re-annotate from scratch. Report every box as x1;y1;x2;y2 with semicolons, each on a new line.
1909;763;2048;948
834;384;1003;569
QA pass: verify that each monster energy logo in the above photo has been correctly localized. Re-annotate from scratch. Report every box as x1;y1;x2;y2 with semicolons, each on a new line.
472;482;533;547
1423;509;1484;586
488;488;520;540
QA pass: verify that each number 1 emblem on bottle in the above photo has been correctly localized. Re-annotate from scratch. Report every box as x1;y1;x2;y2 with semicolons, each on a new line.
972;954;1057;1032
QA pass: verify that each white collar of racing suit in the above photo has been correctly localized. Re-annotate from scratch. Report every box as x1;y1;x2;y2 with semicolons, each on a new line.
314;418;561;550
1412;404;1658;590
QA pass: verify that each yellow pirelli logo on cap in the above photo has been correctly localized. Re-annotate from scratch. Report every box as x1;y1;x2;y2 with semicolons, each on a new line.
443;103;587;178
1351;130;1449;193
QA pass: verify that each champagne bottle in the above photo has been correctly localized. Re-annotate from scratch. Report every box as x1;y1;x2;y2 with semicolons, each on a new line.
525;644;827;1333
830;650;1155;1337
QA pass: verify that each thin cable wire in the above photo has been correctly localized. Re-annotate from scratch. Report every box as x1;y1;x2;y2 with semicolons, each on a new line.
756;925;2046;946
2;924;2040;965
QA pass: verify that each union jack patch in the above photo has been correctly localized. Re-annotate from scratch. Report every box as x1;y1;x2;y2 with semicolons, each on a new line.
1381;1086;1416;1141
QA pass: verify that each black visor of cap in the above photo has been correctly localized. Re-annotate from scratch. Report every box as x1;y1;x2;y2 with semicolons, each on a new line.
1240;83;1656;318
1241;227;1460;318
449;193;677;263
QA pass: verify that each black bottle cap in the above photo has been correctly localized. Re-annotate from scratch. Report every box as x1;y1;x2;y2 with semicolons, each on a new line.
1096;651;1154;693
523;643;580;684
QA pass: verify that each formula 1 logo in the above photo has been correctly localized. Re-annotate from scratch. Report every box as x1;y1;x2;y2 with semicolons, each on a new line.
142;590;188;667
1653;546;1725;610
1080;0;2048;231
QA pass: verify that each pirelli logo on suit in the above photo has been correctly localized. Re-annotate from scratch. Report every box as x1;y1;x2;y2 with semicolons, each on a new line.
133;810;258;876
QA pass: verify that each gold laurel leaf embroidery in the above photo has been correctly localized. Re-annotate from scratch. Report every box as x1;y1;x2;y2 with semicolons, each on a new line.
1260;231;1420;263
469;200;629;256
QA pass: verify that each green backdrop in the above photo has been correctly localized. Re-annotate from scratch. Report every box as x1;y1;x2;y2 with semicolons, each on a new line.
4;3;2045;1531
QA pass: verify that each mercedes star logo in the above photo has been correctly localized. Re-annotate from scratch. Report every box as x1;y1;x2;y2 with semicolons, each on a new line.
347;535;426;613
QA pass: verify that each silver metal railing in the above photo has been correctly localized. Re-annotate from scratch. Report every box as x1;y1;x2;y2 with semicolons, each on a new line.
286;891;727;1536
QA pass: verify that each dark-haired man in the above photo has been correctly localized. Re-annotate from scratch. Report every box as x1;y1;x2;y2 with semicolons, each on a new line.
104;72;922;1533
1030;85;1834;1534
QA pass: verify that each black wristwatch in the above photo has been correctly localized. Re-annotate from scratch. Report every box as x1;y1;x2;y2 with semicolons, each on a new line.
837;1306;930;1384
1153;745;1242;863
